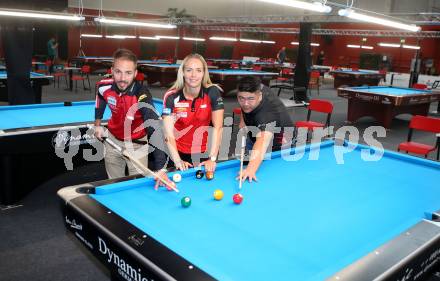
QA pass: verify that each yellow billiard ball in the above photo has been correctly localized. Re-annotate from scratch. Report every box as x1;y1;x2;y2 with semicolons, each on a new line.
213;189;224;201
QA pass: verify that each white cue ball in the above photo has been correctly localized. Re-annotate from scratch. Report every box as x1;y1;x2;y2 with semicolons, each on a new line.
172;173;182;183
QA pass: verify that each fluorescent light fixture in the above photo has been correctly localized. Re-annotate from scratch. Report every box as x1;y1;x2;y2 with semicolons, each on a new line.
139;36;160;40
262;40;276;44
183;37;205;41
155;35;180;40
347;44;360;48
81;34;103;38
0;9;84;21
378;43;400;48
240;39;262;43
338;9;420;32
258;0;332;13
403;44;420;50
105;35;136;39
95;17;176;29
361;45;373;49
291;41;320;46
210;36;237;42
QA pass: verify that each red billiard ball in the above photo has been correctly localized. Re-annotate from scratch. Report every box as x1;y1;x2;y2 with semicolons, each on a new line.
233;193;243;204
205;171;214;180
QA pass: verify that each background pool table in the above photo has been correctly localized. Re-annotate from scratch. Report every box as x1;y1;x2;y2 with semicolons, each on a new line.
209;69;278;95
0;71;53;103
338;86;440;128
59;140;440;281
331;69;385;88
139;63;180;87
0;98;163;205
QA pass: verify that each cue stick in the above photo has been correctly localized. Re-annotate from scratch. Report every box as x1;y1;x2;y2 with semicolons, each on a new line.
104;137;179;193
239;135;246;189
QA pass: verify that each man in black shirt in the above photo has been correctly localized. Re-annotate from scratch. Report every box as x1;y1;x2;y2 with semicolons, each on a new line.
237;76;293;182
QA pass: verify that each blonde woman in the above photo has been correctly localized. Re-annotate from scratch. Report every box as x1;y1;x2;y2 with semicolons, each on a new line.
162;54;224;172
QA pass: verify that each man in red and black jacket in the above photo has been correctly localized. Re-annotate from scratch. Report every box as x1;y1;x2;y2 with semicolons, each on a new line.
94;49;169;188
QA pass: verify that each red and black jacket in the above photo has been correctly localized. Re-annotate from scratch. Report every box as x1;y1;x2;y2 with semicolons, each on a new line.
162;86;224;154
95;79;167;170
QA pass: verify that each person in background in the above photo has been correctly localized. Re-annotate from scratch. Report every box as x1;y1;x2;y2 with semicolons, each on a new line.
47;36;58;73
316;51;325;66
277;46;286;64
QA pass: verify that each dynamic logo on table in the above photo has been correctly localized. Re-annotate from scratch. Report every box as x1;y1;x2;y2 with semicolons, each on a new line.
98;237;156;281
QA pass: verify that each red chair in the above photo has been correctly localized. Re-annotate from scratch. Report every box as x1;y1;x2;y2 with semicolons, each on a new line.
270;68;294;96
230;63;239;69
397;115;440;160
71;65;91;92
232;107;242;127
294;99;333;141
252;65;262;71
308;71;321;95
412;83;428;90
52;65;68;88
135;72;145;85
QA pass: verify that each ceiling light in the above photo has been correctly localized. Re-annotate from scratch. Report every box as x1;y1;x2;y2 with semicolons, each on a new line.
0;8;84;21
139;36;159;40
338;9;420;32
240;39;262;43
378;43;400;48
105;35;136;39
347;44;360;48
258;0;332;13
210;36;237;42
262;40;276;44
361;46;373;49
402;45;420;50
95;17;176;29
155;35;180;40
183;37;205;41
81;34;102;38
291;41;320;46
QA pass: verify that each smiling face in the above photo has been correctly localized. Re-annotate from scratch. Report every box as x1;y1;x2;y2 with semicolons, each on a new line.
112;58;137;92
183;58;204;90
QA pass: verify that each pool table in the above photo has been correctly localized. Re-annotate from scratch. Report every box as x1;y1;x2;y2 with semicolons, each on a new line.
331;69;385;88
209;69;278;95
139;63;180;87
206;58;243;69
338;86;440;128
58;140;440;281
0;98;163;205
0;71;52;103
70;56;115;72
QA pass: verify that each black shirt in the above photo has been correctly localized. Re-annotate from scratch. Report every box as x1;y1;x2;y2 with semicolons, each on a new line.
242;85;293;151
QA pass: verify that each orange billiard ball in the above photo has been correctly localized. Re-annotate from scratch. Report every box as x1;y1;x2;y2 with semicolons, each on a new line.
213;189;224;201
206;171;214;180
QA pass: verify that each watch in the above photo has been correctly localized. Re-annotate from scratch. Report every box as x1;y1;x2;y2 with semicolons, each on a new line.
210;155;217;162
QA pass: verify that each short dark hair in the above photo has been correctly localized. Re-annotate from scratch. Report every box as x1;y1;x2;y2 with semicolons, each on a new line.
113;48;137;64
237;76;261;93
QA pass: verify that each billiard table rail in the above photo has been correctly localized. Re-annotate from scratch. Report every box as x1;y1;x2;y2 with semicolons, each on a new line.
338;86;440;107
58;184;216;281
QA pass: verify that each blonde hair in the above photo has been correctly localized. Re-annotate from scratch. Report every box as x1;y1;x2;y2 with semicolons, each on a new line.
169;53;220;92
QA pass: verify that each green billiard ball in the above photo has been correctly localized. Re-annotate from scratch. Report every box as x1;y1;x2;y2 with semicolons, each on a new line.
181;196;191;208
